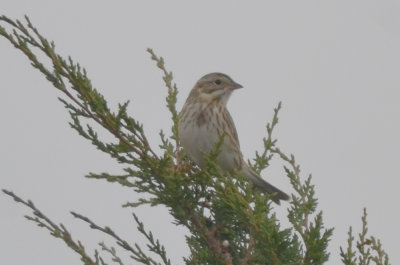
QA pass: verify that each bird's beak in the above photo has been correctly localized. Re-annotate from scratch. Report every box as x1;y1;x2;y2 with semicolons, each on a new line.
230;81;243;90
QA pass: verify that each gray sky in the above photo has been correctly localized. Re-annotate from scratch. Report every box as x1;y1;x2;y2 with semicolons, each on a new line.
1;1;400;264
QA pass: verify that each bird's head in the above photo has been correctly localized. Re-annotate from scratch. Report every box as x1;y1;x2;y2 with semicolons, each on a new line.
188;72;242;106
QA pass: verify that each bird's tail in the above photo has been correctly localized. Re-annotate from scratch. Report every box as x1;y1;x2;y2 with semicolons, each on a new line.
242;166;290;205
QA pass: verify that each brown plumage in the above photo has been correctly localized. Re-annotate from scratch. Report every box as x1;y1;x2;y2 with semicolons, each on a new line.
178;73;289;204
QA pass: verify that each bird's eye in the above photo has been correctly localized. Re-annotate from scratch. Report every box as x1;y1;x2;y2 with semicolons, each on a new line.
214;79;222;85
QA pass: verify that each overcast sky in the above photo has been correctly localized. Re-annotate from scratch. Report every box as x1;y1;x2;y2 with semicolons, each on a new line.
1;1;400;265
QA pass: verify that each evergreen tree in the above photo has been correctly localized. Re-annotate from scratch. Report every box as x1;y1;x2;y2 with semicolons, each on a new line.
0;16;390;265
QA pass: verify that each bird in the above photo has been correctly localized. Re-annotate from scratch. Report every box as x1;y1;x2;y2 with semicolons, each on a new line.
178;73;289;204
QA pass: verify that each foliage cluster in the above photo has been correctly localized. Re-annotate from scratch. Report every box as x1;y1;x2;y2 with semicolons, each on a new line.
0;16;390;265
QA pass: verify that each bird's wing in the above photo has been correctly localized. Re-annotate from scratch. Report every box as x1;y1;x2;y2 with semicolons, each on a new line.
223;109;240;148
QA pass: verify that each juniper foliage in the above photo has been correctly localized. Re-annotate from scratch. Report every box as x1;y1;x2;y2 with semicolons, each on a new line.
0;15;390;265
